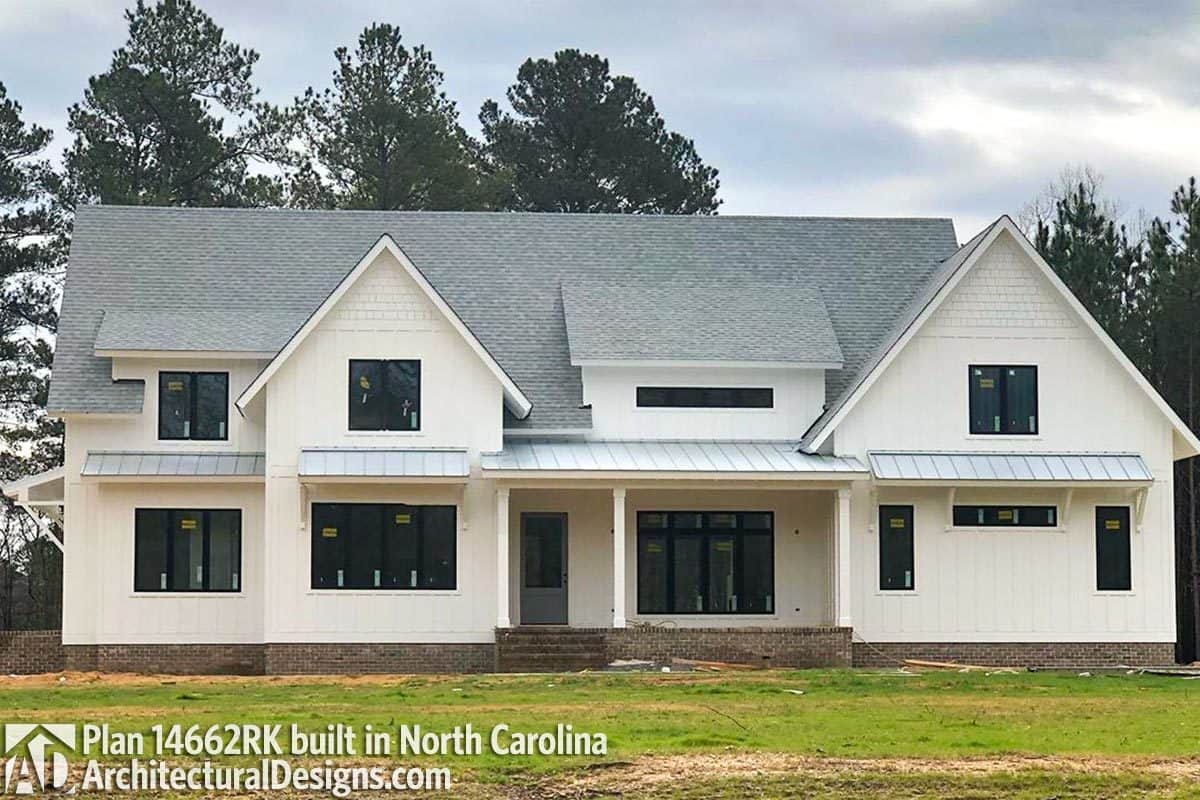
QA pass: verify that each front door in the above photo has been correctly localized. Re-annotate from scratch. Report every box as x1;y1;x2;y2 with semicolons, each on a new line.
521;513;568;624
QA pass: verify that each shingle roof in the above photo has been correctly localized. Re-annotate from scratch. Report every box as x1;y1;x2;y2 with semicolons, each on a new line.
561;281;843;365
49;206;959;427
95;308;299;353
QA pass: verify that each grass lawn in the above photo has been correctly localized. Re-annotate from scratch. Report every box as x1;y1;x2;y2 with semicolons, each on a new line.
4;669;1200;798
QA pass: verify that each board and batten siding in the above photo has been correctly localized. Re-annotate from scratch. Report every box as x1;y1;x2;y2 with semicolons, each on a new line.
582;365;826;440
261;247;505;643
836;231;1176;643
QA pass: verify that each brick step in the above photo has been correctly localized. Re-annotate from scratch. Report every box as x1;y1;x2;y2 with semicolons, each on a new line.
498;635;606;646
496;655;607;672
498;645;607;657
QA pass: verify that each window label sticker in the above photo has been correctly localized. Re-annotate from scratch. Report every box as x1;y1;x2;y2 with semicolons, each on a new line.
1106;519;1122;530
998;509;1014;520
321;527;338;538
978;378;995;388
394;513;411;525
889;518;905;528
179;518;198;530
167;381;185;391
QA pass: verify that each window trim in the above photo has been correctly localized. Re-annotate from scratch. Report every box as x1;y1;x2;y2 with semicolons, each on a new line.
635;510;775;616
132;507;243;594
347;359;422;433
967;364;1038;436
157;371;230;442
635;386;774;410
309;502;457;591
950;504;1059;529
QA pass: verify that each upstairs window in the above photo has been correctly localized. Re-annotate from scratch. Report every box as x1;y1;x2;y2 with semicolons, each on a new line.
969;365;1037;434
952;505;1057;527
636;387;773;409
134;509;241;592
349;360;420;431
158;372;228;440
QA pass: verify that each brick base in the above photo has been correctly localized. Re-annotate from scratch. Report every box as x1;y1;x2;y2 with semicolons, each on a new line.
264;643;494;674
0;630;65;674
65;643;264;674
604;626;852;668
852;641;1176;668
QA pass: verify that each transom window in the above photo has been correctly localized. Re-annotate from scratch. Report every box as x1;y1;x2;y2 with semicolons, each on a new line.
134;509;241;592
158;372;228;440
637;511;774;614
311;503;455;590
636;387;773;409
969;365;1037;434
952;505;1057;527
349;360;421;431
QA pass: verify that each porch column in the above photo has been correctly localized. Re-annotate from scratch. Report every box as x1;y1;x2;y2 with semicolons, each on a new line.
496;487;511;629
612;487;627;628
835;486;852;628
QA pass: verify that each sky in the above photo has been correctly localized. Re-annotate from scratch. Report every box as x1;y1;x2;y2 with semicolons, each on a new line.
2;0;1198;239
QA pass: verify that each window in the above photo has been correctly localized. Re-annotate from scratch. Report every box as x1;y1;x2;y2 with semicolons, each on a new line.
1096;507;1131;591
636;511;773;614
311;503;455;589
879;505;914;590
349;360;420;431
969;365;1037;434
636;387;773;409
158;372;228;440
952;505;1057;527
134;509;241;592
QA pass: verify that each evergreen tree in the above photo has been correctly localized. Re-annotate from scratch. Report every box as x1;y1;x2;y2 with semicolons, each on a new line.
0;81;63;628
480;49;720;214
292;24;490;210
61;0;289;208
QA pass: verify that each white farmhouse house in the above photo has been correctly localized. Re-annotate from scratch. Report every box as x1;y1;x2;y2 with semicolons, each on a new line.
7;206;1197;673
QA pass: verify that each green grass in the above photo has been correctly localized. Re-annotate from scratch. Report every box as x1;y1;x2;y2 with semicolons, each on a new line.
5;669;1200;797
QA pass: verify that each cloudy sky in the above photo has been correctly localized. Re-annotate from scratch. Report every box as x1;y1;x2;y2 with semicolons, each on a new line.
2;0;1198;238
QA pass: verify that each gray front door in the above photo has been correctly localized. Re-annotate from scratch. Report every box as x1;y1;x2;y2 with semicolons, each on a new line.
521;513;567;624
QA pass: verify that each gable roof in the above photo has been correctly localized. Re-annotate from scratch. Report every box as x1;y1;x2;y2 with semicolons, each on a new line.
48;206;959;427
235;235;532;418
801;216;1200;459
561;281;843;366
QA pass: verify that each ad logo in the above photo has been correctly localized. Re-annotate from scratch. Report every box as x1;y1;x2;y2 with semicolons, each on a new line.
2;725;75;794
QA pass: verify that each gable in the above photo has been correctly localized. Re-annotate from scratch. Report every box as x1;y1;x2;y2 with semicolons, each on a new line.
236;235;532;418
805;218;1200;459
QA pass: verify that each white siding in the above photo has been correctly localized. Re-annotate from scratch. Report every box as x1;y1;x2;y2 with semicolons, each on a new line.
837;231;1176;643
582;365;825;440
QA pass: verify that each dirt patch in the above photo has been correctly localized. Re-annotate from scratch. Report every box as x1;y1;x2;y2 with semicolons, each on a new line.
0;671;461;688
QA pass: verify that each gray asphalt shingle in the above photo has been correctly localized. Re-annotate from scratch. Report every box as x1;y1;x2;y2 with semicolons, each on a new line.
49;206;959;428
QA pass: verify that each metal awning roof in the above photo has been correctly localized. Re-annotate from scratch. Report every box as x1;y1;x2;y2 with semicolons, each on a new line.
299;448;469;481
82;451;265;479
482;440;865;477
869;451;1154;483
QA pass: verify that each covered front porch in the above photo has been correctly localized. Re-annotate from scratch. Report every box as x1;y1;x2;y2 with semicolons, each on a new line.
483;441;867;647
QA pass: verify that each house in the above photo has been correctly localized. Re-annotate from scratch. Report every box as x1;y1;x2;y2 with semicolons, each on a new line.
6;205;1197;673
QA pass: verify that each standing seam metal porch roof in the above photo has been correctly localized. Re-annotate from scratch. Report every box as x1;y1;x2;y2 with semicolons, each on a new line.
49;206;959;427
81;451;266;477
299;448;469;478
868;451;1154;482
482;440;865;474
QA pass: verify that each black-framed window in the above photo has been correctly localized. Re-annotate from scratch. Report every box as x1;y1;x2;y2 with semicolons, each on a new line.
349;360;420;431
636;511;773;614
969;365;1037;434
158;372;228;440
952;505;1057;527
1096;506;1132;591
134;509;241;592
636;387;773;409
879;505;914;591
311;503;455;590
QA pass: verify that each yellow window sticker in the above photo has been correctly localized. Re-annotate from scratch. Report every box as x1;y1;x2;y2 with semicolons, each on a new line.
1105;519;1121;530
394;513;411;525
179;518;198;530
321;527;338;538
978;378;995;389
889;517;905;528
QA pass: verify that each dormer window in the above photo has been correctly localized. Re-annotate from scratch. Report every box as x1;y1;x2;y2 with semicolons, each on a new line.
969;365;1037;435
636;386;773;409
158;372;228;440
349;359;421;431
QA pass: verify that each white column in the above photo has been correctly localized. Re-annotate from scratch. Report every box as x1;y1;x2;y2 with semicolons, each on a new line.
835;486;852;628
496;487;511;629
612;487;627;628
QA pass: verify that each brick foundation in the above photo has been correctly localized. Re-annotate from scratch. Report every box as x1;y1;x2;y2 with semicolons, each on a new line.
65;643;264;674
604;626;852;668
264;643;495;674
851;641;1176;668
0;630;65;674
